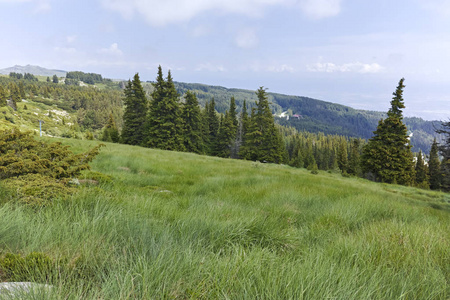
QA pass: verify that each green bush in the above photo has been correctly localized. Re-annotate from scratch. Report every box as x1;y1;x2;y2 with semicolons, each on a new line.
0;128;103;205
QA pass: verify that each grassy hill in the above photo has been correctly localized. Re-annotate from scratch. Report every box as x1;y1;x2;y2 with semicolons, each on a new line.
0;138;448;298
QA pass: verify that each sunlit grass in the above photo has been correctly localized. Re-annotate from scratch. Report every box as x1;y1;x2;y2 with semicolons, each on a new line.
0;138;448;299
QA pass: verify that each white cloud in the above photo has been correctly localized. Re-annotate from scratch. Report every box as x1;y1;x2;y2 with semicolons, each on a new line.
98;43;123;56
235;28;259;49
298;0;342;19
195;63;226;72
100;0;290;26
307;62;383;73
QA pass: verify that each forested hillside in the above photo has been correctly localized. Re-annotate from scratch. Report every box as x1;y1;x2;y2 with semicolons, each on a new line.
170;82;439;153
0;65;440;155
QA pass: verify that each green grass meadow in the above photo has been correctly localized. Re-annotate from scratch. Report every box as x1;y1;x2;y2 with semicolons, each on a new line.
0;138;449;299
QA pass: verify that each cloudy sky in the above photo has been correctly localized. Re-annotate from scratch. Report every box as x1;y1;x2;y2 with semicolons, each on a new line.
1;0;449;120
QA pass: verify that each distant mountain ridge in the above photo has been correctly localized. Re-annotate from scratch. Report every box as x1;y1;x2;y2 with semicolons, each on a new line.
0;64;67;77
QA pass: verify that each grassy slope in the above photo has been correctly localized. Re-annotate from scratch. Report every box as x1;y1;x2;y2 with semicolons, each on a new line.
0;100;77;136
0;138;449;299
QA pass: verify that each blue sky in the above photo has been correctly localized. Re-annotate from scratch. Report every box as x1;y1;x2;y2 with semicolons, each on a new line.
0;0;449;120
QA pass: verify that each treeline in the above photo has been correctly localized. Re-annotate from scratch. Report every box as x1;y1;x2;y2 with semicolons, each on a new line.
172;82;439;154
118;71;450;192
66;71;103;85
9;72;39;81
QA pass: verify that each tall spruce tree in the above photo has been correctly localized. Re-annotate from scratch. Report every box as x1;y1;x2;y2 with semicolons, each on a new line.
361;78;415;185
236;100;249;158
337;140;349;173
215;111;236;158
181;91;204;153
121;73;148;145
414;151;429;187
205;98;220;155
428;138;442;190
348;139;361;176
240;87;285;163
436;121;450;191
146;67;185;151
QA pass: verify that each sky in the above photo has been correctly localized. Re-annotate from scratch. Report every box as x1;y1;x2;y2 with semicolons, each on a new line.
0;0;449;120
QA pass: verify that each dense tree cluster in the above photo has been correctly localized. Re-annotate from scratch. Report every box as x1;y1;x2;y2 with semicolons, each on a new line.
121;68;286;163
66;71;103;84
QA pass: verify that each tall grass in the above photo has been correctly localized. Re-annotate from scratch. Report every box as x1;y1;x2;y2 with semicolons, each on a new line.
0;138;448;299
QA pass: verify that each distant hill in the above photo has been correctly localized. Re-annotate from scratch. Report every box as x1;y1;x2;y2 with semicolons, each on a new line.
169;82;440;154
0;64;67;77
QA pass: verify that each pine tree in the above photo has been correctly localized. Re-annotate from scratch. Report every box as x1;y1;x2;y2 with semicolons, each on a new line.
240;87;285;163
236;100;249;158
146;67;185;151
337;140;349;173
181;91;204;153
101;113;120;143
361;78;415;185
121;73;148;145
8;83;20;110
414;151;429;188
0;86;7;107
205;98;220;155
215;111;236;158
436;121;450;191
348;139;361;176
52;75;59;84
18;81;26;99
428;138;442;190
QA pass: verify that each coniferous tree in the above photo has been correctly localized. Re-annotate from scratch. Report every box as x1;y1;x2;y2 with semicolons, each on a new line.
337;140;349;173
436;121;450;191
236;100;249;158
361;78;415;185
205;98;220;155
146;67;185;151
0;86;7;107
348;139;361;176
428;138;442;190
8;83;20;110
18;81;26;99
121;73;148;145
414;151;429;188
52;75;59;84
240;87;284;163
181;91;204;153
215;111;236;158
101;113;120;143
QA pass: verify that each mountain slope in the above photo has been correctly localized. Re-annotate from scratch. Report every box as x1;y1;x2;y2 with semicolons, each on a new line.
0;64;67;77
